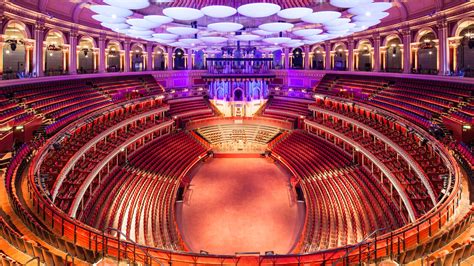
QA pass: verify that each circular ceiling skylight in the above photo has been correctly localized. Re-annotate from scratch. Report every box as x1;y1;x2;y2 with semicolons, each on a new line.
301;11;341;24
330;0;373;8
92;15;126;24
144;15;173;25
152;33;178;40
104;0;150;10
199;36;228;43
237;3;281;18
163;7;204;21
166;27;199;35
348;2;392;15
234;34;262;41
252;29;274;36
259;22;294;32
263;37;292;44
208;22;244;32
277;7;313;20
201;5;237;18
126;18;161;29
90;5;133;17
292;29;323;37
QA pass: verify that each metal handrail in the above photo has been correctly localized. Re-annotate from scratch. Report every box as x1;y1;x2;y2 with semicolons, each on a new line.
330;227;387;266
106;227;164;266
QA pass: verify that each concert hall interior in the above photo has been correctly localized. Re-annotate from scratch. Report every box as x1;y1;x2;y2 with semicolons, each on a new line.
0;0;473;265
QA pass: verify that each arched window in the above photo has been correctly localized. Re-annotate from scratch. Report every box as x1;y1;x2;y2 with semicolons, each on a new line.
131;44;144;72
457;24;474;77
154;47;165;70
417;32;438;74
78;38;95;74
385;37;402;72
194;49;205;70
333;45;346;70
3;22;28;79
45;30;66;76
174;48;185;70
292;48;303;69
312;47;324;70
357;42;373;71
107;42;121;72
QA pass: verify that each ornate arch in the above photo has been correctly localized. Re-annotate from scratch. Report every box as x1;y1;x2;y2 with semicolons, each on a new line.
130;42;145;51
78;35;97;48
2;20;32;39
451;17;474;37
332;41;347;51
414;27;438;43
106;39;123;50
45;28;68;45
382;34;402;47
355;39;373;50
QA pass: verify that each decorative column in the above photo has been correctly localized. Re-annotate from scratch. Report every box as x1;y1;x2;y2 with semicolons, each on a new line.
373;33;381;72
33;20;45;77
167;46;173;70
325;41;331;70
187;48;193;70
124;39;130;72
304;45;310;70
284;48;290;69
98;32;106;73
69;28;78;75
437;17;449;75
402;27;412;74
146;42;153;71
348;38;354;72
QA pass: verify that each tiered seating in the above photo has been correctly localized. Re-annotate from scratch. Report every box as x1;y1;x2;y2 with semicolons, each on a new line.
196;124;281;145
261;96;312;121
92;75;162;101
271;131;402;252
40;103;160;193
84;132;208;249
167;97;215;122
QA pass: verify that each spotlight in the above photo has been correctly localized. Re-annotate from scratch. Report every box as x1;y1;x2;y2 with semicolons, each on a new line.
200;250;209;255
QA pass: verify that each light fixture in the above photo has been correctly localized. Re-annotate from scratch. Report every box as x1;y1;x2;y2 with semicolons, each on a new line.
292;29;323;37
163;7;204;21
166;27;199;36
302;11;341;24
144;15;173;25
277;7;313;20
90;5;133;17
104;0;150;10
201;5;237;18
208;22;244;32
237;3;281;18
259;22;294;33
92;15;126;23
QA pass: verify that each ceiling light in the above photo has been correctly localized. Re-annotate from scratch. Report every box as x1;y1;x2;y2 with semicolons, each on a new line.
259;22;294;32
237;3;281;18
201;5;237;18
277;7;313;20
292;29;323;37
166;27;199;35
163;7;204;21
90;5;133;17
302;11;341;24
208;22;243;32
104;0;150;10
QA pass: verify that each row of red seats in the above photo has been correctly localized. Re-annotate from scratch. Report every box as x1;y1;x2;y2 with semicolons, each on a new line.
167;97;215;122
271;131;402;252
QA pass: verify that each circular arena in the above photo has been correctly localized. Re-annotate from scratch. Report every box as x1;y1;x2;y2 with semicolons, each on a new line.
0;1;473;265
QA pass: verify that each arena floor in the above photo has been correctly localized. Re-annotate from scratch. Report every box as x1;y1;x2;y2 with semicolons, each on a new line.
176;157;305;255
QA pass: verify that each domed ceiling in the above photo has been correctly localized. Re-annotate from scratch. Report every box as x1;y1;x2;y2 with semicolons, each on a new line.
10;0;464;50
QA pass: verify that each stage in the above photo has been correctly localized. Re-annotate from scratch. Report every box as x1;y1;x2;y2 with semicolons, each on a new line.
175;157;305;255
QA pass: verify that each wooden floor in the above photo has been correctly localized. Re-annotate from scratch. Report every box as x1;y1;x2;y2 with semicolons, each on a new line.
176;157;305;255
